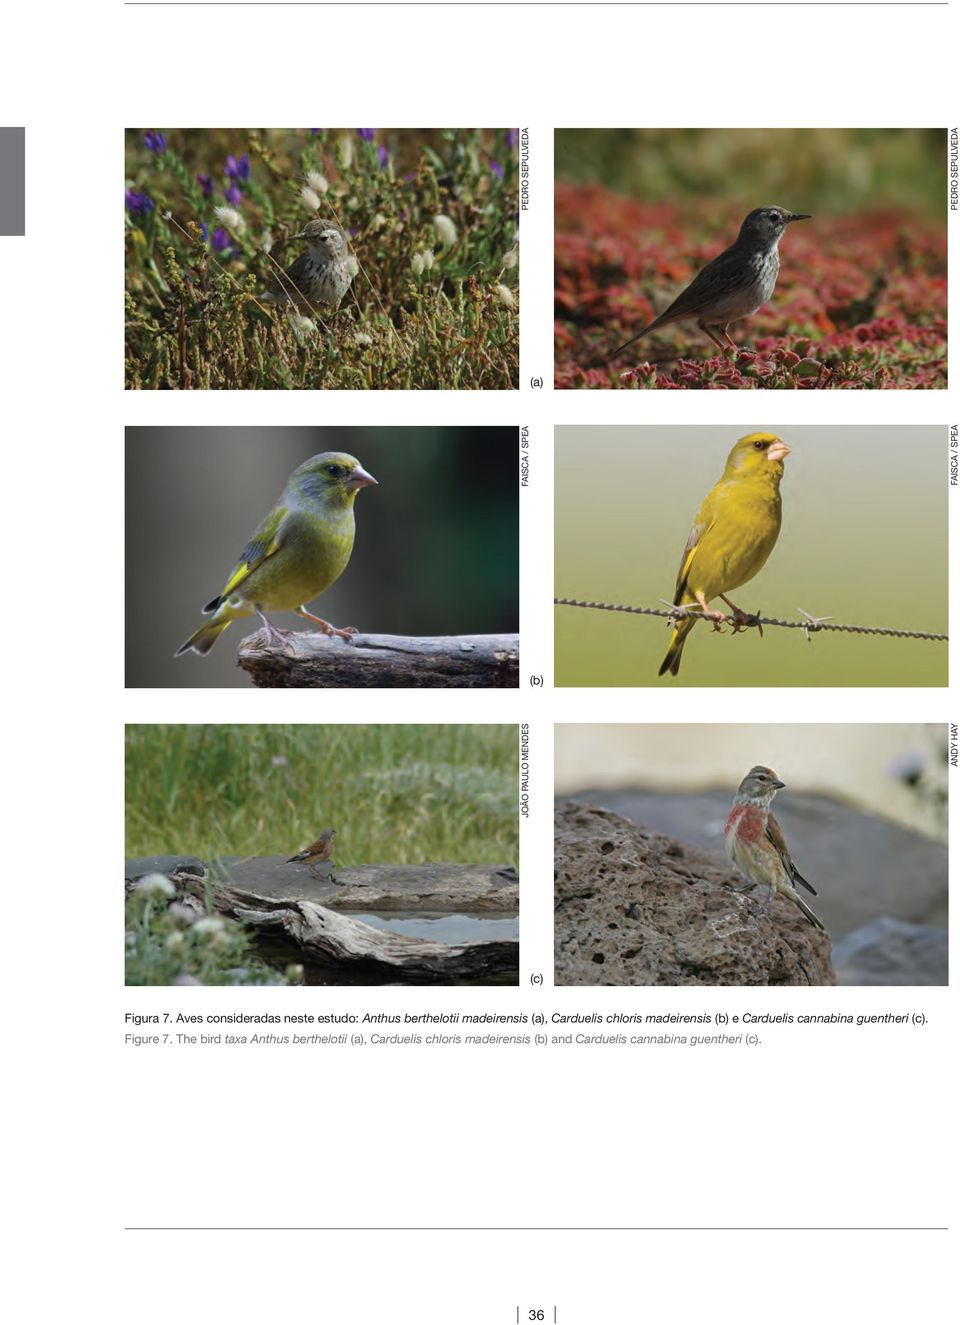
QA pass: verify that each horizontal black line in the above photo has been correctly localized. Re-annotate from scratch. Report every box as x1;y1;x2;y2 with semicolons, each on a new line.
124;4;951;8
126;1226;949;1231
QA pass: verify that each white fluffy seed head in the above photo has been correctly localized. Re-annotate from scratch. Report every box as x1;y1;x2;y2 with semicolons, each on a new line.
306;170;329;195
287;313;317;340
433;214;457;247
300;186;321;212
134;873;176;899
213;205;244;234
496;284;517;309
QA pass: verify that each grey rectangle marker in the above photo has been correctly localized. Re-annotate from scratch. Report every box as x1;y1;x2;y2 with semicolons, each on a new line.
0;128;26;235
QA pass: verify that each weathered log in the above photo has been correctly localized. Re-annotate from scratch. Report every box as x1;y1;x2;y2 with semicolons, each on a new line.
126;858;519;913
178;874;517;979
237;629;520;688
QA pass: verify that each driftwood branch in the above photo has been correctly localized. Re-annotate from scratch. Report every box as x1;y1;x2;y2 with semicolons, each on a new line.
178;872;518;980
237;629;520;688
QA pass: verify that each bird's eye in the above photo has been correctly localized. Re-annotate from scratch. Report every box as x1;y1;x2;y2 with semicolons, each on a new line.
326;464;343;477
754;440;767;450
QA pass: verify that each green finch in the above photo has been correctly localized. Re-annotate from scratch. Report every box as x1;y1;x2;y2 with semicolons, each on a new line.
659;432;789;677
176;452;378;658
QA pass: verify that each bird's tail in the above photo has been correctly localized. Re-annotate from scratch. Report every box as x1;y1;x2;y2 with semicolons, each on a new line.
286;851;308;864
175;620;232;658
609;321;656;362
658;614;697;677
792;890;826;932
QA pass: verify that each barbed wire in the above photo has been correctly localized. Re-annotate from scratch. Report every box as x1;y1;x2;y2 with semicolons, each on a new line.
554;598;948;643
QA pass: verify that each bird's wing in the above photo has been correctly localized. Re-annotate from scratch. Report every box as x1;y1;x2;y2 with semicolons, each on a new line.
274;251;313;294
766;812;817;895
204;505;290;612
672;481;725;607
658;245;744;320
673;519;709;602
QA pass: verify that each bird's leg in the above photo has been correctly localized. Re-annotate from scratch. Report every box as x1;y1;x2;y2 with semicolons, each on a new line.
695;590;727;633
719;325;738;351
697;319;728;352
719;594;764;636
296;607;358;642
255;608;297;649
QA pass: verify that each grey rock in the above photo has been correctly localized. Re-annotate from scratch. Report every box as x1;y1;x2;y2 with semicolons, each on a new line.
555;803;835;987
832;917;947;986
125;855;204;882
563;789;947;938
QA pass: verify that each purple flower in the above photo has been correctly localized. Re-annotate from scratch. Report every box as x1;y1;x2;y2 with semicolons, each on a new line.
144;130;166;153
225;153;250;182
310;129;323;135
377;144;389;168
210;228;232;253
125;188;154;214
490;159;504;181
357;128;376;142
224;185;244;206
506;128;519;150
196;173;214;197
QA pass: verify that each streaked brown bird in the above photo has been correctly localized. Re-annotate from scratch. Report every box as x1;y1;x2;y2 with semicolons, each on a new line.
287;828;337;878
610;206;811;359
264;221;355;312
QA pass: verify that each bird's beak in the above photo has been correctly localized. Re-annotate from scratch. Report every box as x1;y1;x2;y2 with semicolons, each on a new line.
771;778;786;790
767;440;791;462
787;213;812;223
346;465;378;490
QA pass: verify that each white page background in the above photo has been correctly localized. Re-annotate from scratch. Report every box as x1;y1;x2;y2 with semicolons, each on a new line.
3;1;955;1321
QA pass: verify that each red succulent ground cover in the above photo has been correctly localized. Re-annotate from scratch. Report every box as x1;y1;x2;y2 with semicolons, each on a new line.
555;184;947;389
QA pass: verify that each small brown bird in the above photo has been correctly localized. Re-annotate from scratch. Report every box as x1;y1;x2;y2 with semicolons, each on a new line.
610;206;811;359
723;766;825;931
264;221;355;312
286;828;337;878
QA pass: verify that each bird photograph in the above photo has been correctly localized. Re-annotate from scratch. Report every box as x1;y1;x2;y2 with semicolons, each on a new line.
554;425;947;688
124;128;519;390
126;426;520;688
175;451;378;658
554;128;946;389
554;723;947;986
125;723;519;987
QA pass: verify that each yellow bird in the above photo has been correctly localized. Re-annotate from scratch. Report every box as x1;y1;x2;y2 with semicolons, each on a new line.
659;432;790;677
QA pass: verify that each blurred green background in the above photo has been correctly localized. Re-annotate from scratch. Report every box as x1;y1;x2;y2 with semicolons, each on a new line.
555;128;945;218
126;724;518;866
555;426;947;688
126;426;518;687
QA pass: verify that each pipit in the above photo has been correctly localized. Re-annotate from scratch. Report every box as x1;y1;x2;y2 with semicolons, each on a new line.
610;205;811;359
264;220;356;312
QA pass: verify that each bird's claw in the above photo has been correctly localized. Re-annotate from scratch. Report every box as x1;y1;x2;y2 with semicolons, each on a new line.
324;624;358;643
729;607;763;636
797;608;833;643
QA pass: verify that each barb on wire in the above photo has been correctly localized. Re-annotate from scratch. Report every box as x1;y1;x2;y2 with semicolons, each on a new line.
553;598;947;643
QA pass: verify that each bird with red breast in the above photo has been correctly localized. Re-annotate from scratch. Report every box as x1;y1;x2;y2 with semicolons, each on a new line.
287;828;337;879
723;766;825;930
